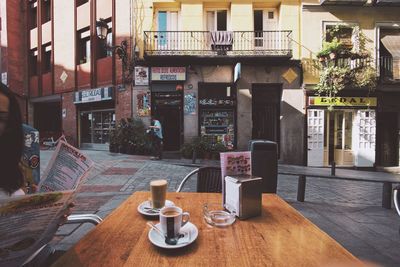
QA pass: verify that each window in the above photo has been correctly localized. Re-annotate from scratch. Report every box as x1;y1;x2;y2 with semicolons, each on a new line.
29;1;37;29
157;11;178;48
207;10;227;31
253;9;278;31
42;0;51;24
77;28;90;64
42;43;51;73
77;0;89;7
29;49;38;76
253;9;278;48
97;19;112;59
325;24;355;49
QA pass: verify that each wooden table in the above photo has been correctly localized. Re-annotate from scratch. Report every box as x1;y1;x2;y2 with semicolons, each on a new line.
53;192;362;267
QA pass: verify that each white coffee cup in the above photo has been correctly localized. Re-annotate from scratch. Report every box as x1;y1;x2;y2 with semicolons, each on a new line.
159;206;190;238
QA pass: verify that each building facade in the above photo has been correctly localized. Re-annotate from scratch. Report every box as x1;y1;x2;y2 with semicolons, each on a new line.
4;0;398;167
301;0;400;168
22;0;133;149
133;0;305;164
0;0;29;121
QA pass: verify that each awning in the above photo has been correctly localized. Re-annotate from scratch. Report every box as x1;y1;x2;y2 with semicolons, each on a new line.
381;35;400;58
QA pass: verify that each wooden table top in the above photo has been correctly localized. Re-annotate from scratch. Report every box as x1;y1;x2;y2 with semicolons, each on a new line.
53;192;362;267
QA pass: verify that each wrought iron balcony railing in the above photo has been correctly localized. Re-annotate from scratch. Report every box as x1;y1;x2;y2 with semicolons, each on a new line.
320;0;367;5
144;31;292;57
379;56;400;82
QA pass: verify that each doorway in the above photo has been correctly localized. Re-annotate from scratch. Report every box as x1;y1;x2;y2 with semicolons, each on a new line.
377;112;399;166
80;109;115;150
326;110;354;166
253;9;278;50
152;91;183;151
252;84;282;143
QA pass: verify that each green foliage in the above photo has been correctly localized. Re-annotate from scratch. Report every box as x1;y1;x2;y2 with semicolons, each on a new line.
110;118;153;155
316;38;345;58
315;26;377;98
180;136;228;159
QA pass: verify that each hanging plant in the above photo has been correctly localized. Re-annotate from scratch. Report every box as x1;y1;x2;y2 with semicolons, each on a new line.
315;26;377;99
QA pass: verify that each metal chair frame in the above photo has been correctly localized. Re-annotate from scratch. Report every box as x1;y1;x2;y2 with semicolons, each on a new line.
176;166;222;193
22;214;102;266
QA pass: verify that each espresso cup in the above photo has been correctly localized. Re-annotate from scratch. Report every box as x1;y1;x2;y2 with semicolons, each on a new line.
150;179;167;208
160;206;190;238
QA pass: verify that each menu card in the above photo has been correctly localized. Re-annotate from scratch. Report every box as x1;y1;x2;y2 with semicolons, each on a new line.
220;151;251;204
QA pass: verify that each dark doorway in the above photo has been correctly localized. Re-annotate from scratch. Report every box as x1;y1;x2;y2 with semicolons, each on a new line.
152;91;183;151
34;102;62;138
252;84;282;143
377;112;399;166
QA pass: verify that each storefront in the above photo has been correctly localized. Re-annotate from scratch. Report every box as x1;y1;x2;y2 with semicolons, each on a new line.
150;67;185;151
307;96;377;167
74;86;115;150
198;82;236;149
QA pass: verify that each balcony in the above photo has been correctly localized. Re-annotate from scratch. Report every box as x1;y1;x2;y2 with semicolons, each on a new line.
379;56;400;83
320;0;367;5
144;31;292;58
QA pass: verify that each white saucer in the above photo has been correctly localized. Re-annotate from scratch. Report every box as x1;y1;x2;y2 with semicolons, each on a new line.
137;200;175;216
148;222;198;249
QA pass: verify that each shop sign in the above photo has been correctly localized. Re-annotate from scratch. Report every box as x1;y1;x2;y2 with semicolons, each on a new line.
151;67;186;81
234;63;241;83
134;66;149;86
199;98;235;107
309;97;377;107
74;87;113;104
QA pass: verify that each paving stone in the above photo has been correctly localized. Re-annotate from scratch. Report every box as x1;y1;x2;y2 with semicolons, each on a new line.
101;167;138;175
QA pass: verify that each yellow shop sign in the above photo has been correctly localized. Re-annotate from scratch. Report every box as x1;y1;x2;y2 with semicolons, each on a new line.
309;97;377;107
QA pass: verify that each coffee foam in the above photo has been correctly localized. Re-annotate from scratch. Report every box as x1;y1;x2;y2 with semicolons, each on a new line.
150;179;167;186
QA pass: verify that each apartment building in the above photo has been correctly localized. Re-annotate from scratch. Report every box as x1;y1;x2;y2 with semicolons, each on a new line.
301;0;400;168
133;0;304;164
0;0;28;121
23;0;132;149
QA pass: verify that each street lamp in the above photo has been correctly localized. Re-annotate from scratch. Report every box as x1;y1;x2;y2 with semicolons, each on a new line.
96;18;132;85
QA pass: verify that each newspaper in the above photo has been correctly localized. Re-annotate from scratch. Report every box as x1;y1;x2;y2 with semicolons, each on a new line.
0;141;93;267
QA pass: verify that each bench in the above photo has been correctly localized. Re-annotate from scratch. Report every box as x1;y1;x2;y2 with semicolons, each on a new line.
278;164;400;209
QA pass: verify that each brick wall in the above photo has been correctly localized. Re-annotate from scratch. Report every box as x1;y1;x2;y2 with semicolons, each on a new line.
61;92;77;146
115;87;132;121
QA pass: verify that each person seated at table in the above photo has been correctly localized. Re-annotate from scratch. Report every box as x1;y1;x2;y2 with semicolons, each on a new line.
0;83;25;197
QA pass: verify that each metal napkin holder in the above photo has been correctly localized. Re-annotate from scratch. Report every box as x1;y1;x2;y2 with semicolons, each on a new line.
224;175;262;220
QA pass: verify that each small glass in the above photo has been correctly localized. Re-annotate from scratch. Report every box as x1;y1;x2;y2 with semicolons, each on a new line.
203;203;236;227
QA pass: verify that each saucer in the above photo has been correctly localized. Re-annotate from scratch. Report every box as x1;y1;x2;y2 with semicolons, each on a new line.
137;200;175;216
148;222;198;249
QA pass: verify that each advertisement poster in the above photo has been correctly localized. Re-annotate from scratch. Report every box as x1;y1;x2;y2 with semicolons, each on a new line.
184;93;197;115
134;66;149;86
21;124;40;186
137;91;151;116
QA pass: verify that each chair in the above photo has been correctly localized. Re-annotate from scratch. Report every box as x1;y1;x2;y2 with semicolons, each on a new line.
394;185;400;234
23;214;103;266
176;167;222;193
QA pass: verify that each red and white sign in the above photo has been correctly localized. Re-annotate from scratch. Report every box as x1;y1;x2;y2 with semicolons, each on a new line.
151;67;186;81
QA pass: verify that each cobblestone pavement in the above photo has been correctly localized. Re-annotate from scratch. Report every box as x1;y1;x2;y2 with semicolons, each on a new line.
40;150;400;266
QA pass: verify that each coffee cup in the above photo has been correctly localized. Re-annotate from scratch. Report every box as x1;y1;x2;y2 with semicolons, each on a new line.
150;179;167;208
160;206;190;238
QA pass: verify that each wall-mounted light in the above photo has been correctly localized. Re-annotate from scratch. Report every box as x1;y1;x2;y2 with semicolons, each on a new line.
96;18;133;85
